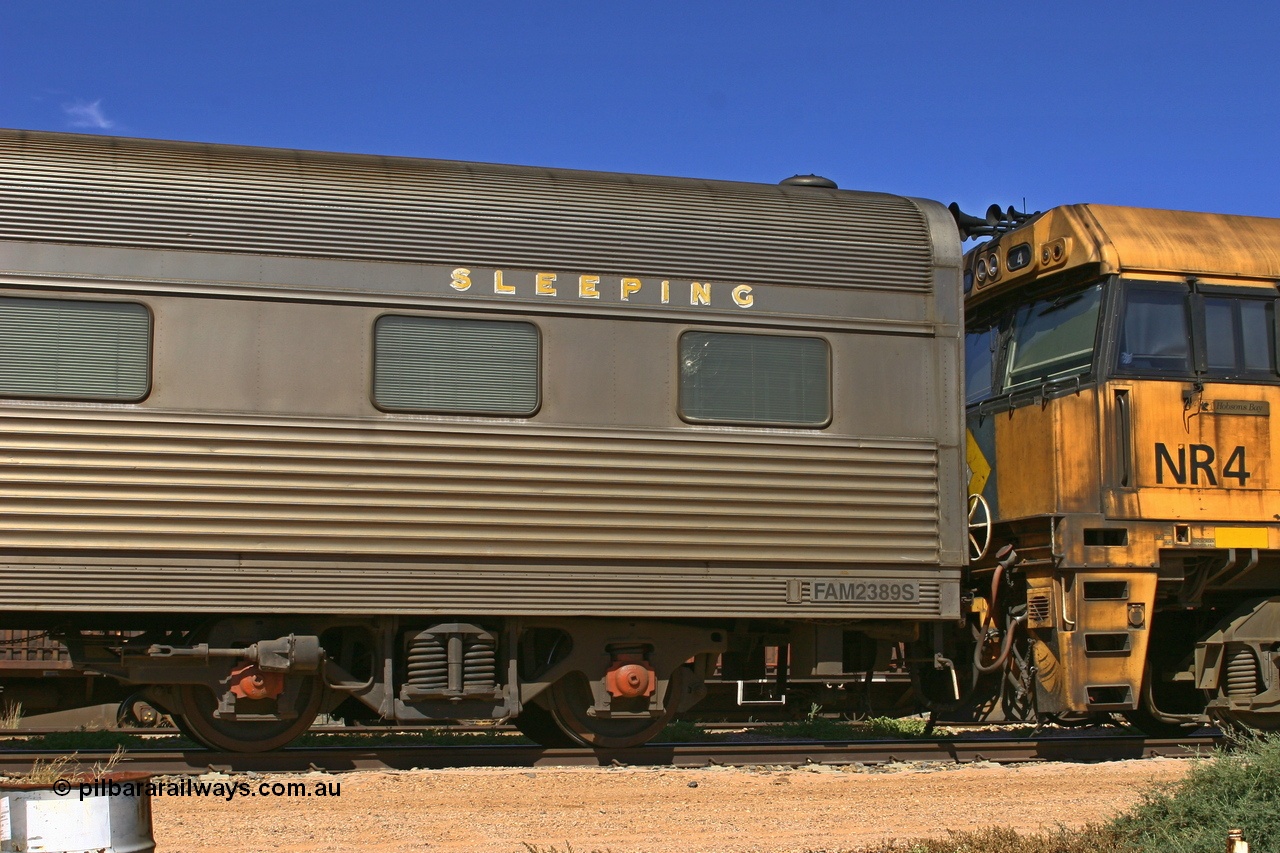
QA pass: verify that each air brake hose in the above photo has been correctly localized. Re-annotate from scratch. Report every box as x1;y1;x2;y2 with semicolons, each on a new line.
973;607;1028;674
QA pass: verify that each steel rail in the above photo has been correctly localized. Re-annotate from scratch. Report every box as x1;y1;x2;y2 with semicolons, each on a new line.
0;734;1219;777
3;721;779;737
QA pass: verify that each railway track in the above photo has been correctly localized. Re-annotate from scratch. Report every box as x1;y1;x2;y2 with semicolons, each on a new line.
0;733;1219;776
1;721;777;737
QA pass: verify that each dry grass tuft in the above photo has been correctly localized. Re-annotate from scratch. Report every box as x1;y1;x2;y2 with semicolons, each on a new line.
835;825;1120;853
0;700;22;729
91;745;127;777
21;753;80;785
2;745;129;786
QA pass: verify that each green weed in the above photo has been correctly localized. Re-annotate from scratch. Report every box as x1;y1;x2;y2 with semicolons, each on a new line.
1109;730;1280;853
858;716;931;739
292;728;535;747
16;730;190;751
773;716;860;741
653;720;721;743
768;708;931;741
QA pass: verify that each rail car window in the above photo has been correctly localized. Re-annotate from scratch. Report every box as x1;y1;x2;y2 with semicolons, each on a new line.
1116;286;1192;374
374;315;539;415
0;297;150;401
1004;284;1103;392
1204;296;1275;376
965;325;997;405
678;331;829;427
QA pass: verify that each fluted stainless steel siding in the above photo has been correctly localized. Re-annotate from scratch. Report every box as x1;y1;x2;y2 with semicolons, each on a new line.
0;130;933;292
0;408;941;564
0;561;954;618
0;131;965;620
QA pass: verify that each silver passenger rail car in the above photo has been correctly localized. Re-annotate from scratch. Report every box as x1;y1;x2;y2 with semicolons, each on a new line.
0;130;965;750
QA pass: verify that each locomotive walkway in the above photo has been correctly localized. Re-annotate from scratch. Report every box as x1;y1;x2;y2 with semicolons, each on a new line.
0;733;1218;776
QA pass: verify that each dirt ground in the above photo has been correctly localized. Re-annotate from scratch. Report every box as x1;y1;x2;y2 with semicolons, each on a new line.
150;758;1192;853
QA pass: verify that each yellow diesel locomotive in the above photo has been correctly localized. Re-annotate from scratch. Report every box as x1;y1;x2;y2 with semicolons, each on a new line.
960;204;1280;731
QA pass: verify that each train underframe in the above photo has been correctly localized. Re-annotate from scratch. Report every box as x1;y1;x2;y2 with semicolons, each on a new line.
8;536;1277;750
2;613;962;750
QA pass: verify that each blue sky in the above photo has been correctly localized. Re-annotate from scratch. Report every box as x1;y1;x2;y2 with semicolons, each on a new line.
4;3;1279;224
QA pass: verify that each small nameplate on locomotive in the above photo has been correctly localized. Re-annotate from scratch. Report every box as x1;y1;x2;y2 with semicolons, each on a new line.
811;580;918;603
1212;400;1269;416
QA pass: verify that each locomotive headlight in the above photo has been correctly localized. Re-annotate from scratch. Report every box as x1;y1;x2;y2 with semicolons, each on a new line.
986;256;999;277
975;260;987;283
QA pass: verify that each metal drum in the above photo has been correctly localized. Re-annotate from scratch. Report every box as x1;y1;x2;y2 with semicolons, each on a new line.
0;772;155;853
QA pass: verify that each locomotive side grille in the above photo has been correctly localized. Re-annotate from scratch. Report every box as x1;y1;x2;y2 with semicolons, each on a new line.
1027;594;1052;626
1225;645;1263;697
1024;591;1054;625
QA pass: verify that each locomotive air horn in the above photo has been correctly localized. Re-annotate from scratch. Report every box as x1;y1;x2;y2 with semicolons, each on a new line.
949;203;992;239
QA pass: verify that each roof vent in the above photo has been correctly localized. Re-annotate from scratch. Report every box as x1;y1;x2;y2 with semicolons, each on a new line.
779;174;837;189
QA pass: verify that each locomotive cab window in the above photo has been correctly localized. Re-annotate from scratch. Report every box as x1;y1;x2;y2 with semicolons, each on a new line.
678;331;829;427
374;315;539;415
1204;295;1276;378
1116;283;1193;375
1003;283;1103;393
965;323;998;405
0;296;150;401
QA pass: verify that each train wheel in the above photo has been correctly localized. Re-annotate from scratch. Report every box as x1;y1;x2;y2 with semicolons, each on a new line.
169;713;208;745
174;676;324;753
512;700;578;748
546;668;684;749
